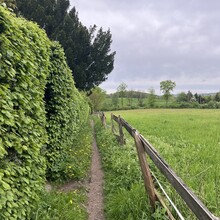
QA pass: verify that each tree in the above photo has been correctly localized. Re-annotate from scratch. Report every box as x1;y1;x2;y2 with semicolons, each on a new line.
214;92;220;102
186;90;193;102
160;80;176;104
148;88;156;107
177;92;187;102
127;90;134;106
88;28;116;91
112;92;119;109
117;82;127;107
16;0;70;37
194;93;199;102
16;1;116;92
138;91;144;107
89;87;106;112
1;0;17;10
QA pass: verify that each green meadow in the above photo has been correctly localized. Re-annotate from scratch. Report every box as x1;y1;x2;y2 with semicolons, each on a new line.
105;109;220;218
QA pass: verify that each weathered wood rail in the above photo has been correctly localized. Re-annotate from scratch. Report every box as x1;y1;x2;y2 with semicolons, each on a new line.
100;113;219;220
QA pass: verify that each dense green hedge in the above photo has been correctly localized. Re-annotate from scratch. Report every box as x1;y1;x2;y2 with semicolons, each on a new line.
45;42;89;181
0;6;50;219
0;6;89;219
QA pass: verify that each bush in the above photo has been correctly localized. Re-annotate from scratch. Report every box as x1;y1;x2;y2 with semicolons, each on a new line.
44;42;90;181
0;6;50;219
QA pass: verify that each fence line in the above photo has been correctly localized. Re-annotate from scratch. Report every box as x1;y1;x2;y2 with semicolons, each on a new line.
100;113;219;220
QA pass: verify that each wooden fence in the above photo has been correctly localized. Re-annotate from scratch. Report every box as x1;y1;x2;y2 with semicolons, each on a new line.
100;113;219;220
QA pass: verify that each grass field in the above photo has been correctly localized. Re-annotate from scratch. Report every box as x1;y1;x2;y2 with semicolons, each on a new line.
105;109;220;218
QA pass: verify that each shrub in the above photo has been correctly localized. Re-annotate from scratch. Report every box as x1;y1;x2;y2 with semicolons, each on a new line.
0;6;50;219
44;42;89;181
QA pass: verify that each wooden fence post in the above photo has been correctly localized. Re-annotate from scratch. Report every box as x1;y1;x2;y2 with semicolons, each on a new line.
101;112;106;128
111;113;114;133
118;115;125;145
133;131;156;211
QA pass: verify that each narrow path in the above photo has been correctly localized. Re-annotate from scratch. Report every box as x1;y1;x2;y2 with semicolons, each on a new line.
87;121;105;220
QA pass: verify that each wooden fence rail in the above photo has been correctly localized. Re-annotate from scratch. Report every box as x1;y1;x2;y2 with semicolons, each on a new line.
100;113;219;220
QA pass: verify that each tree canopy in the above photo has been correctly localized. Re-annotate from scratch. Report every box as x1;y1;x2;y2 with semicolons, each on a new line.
117;82;127;107
16;0;116;91
160;80;176;103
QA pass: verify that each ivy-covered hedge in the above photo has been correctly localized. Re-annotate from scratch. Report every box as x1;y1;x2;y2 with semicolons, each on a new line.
45;42;89;181
0;6;50;220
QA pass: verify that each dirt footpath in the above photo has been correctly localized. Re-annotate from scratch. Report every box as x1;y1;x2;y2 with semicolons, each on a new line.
87;122;105;220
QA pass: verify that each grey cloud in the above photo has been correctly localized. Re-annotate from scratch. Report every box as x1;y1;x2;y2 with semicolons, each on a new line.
71;0;220;94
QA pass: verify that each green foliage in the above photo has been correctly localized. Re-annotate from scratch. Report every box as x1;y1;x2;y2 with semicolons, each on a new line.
94;120;153;219
64;122;92;180
214;92;220;101
177;92;187;102
16;1;116;91
148;88;156;107
89;87;106;112
0;6;50;219
117;82;128;107
107;109;220;217
160;80;176;104
106;184;151;220
0;7;91;219
16;0;70;37
44;42;90;181
31;122;92;220
31;189;87;220
0;0;16;10
95;122;142;191
111;92;119;109
54;9;116;91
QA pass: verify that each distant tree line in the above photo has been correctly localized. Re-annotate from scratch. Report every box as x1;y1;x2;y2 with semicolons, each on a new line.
90;81;220;111
9;0;116;92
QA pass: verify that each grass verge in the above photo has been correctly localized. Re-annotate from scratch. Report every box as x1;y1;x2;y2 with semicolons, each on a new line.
31;189;87;220
94;119;168;220
31;122;93;220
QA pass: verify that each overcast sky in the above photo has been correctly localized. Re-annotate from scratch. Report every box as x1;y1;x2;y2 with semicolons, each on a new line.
70;0;220;94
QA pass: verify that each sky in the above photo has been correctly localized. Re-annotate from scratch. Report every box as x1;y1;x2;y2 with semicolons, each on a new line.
70;0;220;94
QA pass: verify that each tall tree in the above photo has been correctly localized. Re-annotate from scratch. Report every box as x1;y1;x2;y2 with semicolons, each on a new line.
214;92;220;102
117;82;127;107
148;88;156;107
16;0;70;37
88;28;116;91
160;80;176;104
16;1;116;91
186;90;193;102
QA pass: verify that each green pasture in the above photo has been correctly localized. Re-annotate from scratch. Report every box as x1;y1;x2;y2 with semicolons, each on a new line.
105;109;220;218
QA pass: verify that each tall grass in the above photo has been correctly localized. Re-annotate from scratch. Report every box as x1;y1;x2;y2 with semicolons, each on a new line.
106;109;220;217
31;122;93;220
95;119;168;219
